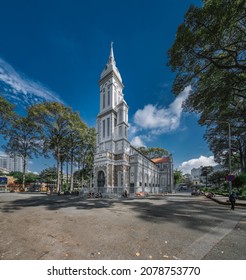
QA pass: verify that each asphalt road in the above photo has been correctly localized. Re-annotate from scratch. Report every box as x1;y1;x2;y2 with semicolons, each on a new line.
0;192;245;260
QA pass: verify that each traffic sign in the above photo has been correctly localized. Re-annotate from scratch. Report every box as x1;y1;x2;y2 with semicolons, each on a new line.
226;175;235;181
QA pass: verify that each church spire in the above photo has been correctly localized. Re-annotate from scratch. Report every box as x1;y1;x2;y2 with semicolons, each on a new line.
108;41;115;65
100;42;122;83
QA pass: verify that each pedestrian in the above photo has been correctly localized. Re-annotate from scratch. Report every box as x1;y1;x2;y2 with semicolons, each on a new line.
229;192;236;210
122;190;128;198
124;190;128;198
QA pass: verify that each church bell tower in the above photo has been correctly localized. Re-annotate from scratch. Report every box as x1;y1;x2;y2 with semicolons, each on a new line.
93;43;131;194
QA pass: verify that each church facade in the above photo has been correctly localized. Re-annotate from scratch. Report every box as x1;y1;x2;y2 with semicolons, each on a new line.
93;44;173;195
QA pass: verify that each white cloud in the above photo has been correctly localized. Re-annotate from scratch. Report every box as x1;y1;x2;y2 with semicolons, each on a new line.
27;170;39;175
128;123;139;138
179;155;218;174
0;57;63;103
133;86;190;134
130;136;146;148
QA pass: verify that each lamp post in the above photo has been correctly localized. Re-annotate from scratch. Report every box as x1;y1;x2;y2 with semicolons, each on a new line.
205;120;232;195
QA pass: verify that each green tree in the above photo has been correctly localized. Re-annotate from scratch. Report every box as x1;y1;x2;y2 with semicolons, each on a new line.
168;0;245;100
204;119;246;172
167;0;246;173
0;95;15;132
209;170;228;187
39;166;57;183
8;171;22;183
9;171;39;184
232;173;246;189
28;102;74;192
25;172;39;184
66;112;87;191
76;127;96;188
3;116;42;189
137;146;169;158
173;169;183;187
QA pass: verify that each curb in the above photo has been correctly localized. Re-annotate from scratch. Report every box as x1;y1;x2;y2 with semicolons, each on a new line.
206;196;246;207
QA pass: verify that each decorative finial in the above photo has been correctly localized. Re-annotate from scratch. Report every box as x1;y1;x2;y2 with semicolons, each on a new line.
109;41;115;62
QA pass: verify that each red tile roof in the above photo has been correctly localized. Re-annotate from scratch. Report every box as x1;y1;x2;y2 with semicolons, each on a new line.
151;157;170;164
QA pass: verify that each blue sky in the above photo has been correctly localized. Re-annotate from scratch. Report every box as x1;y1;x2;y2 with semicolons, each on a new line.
0;0;218;174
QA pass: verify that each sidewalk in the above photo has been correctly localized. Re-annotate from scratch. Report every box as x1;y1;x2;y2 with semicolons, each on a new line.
204;193;246;207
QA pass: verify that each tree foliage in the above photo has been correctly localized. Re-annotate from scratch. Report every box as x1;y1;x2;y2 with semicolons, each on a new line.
2;115;42;189
28;102;76;192
168;0;245;99
0;95;15;131
75;127;96;187
39;166;57;182
232;173;246;188
9;171;39;184
204;120;246;172
137;146;169;158
28;102;96;192
65;111;87;191
173;169;183;186
209;170;228;187
0;97;97;192
168;0;246;172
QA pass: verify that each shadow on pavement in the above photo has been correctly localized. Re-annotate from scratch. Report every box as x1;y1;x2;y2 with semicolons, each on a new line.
1;193;244;234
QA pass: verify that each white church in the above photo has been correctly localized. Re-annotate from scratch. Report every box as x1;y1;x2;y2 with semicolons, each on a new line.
93;43;173;195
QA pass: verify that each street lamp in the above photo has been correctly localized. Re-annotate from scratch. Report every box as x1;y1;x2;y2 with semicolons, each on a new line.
205;120;232;195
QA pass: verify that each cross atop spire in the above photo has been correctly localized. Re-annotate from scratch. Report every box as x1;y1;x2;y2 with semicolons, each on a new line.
108;41;115;64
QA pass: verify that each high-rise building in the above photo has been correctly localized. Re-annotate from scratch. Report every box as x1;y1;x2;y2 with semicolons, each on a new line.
0;153;23;172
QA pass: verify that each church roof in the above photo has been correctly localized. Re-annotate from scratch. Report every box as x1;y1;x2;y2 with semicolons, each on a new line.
151;157;170;164
100;42;122;83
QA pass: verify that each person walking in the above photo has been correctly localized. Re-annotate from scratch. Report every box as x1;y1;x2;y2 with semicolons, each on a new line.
229;192;236;210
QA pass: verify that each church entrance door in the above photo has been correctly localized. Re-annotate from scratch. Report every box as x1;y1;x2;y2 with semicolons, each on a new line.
97;171;105;192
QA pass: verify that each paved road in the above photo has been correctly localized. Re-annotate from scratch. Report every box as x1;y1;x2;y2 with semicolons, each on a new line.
0;192;245;260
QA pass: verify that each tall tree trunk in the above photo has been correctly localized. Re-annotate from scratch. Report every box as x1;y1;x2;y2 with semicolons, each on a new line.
81;156;86;188
66;159;69;187
81;171;84;189
60;161;63;191
70;151;74;191
56;146;61;193
22;156;27;191
78;161;81;188
243;142;246;172
90;170;93;189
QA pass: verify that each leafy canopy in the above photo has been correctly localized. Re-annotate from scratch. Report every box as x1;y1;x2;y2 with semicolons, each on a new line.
167;0;246;171
137;146;169;159
167;0;246;119
0;95;15;131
